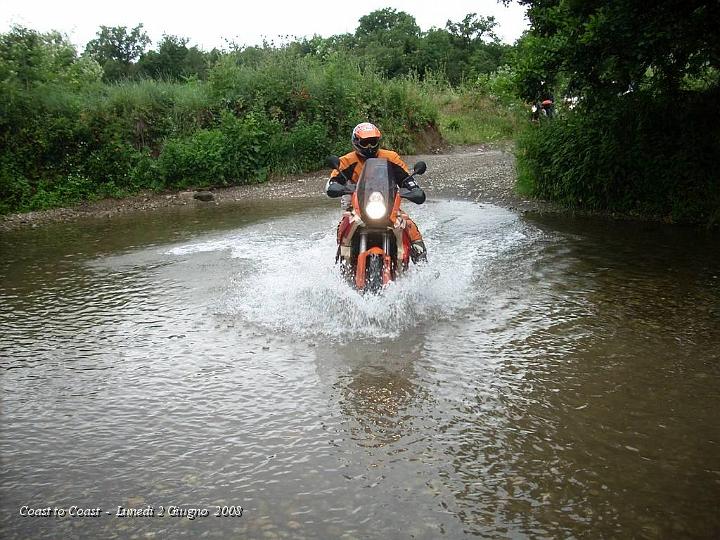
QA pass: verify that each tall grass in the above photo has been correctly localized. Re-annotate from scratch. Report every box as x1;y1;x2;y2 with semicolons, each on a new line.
1;40;526;215
434;91;524;144
1;50;443;214
417;68;525;146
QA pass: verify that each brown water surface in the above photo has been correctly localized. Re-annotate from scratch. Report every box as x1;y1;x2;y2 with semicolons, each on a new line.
1;198;719;538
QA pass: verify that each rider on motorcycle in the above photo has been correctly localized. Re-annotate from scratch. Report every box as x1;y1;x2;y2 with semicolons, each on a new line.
326;122;427;263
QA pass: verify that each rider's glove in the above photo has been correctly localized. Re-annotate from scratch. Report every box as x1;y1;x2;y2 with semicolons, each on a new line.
325;178;345;194
402;178;419;190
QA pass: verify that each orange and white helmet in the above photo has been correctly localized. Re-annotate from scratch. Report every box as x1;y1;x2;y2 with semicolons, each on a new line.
351;122;382;158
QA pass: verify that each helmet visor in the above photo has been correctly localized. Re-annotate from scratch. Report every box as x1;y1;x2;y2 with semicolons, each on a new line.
356;137;380;150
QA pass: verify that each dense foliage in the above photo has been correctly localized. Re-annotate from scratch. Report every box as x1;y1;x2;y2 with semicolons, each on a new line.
0;9;520;215
6;3;714;224
513;0;720;224
77;8;510;85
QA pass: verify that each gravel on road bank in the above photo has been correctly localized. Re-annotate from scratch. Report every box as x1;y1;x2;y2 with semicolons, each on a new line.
0;145;557;232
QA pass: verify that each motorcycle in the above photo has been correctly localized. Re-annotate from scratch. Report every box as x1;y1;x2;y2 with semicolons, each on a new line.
531;99;554;121
326;156;427;294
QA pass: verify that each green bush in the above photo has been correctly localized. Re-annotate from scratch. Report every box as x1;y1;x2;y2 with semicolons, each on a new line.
158;112;270;188
0;159;32;214
159;129;227;188
475;65;518;105
0;31;443;215
267;121;331;174
516;90;720;224
29;174;98;209
218;112;271;183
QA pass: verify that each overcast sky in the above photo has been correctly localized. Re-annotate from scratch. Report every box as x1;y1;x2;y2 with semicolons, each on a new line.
1;0;528;51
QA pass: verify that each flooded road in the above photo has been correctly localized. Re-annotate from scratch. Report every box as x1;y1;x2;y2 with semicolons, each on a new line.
1;194;719;539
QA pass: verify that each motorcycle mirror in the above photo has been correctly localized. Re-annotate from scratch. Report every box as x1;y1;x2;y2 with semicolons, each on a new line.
327;155;341;170
413;161;427;175
400;187;426;205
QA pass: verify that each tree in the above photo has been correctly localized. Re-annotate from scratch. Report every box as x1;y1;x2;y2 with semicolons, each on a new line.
411;14;505;84
354;8;421;77
508;0;720;102
84;24;150;81
413;29;460;81
510;0;720;223
0;26;101;90
138;35;210;80
445;13;499;49
356;8;421;40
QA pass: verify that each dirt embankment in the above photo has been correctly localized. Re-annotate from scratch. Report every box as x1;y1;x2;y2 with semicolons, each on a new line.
0;145;557;232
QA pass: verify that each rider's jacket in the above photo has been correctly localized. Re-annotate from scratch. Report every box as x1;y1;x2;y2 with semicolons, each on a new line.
329;149;410;186
329;149;424;245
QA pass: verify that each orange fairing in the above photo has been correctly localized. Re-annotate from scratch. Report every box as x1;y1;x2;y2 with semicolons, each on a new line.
355;247;385;289
352;191;361;216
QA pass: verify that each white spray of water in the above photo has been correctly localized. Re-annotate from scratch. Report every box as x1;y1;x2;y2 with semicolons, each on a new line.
167;201;530;339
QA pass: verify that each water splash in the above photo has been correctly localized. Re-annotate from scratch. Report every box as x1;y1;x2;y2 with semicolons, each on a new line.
167;201;529;339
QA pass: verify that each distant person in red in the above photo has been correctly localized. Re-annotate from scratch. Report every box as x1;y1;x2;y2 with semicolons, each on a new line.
326;122;427;263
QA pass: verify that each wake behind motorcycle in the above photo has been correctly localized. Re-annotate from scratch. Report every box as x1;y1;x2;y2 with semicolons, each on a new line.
326;156;426;294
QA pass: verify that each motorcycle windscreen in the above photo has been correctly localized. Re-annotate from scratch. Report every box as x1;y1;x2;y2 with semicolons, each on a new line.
356;158;396;218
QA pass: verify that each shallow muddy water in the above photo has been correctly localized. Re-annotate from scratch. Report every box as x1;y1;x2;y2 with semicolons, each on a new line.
1;196;719;539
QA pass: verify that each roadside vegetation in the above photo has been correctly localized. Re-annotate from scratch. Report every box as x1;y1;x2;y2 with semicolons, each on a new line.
0;10;521;216
1;3;718;224
430;67;524;146
512;0;720;225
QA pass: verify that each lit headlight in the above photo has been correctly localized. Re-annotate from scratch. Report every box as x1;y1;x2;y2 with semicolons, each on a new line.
365;192;386;220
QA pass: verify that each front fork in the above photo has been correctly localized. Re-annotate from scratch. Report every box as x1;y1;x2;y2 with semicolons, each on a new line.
357;230;391;258
355;230;390;251
381;232;393;283
351;230;394;287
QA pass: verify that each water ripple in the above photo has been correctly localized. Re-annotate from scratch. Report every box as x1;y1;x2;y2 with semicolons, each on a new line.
1;201;718;539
